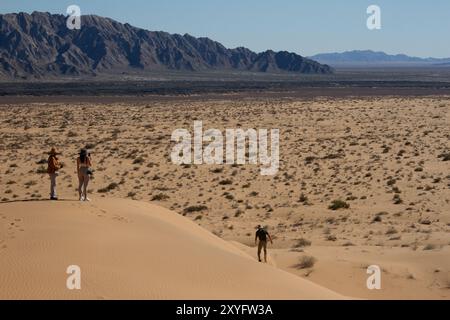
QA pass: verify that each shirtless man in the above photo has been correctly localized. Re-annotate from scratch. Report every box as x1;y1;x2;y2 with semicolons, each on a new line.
255;225;273;263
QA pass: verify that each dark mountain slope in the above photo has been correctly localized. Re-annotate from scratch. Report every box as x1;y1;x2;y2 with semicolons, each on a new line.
0;11;333;79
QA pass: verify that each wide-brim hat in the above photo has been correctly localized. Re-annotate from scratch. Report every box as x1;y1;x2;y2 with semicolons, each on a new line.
47;147;60;155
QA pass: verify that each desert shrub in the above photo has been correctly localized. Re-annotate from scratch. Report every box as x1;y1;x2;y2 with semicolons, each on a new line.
328;199;350;210
132;157;145;165
219;179;233;185
224;193;234;200
393;194;403;204
151;193;169;201
295;256;317;269
97;182;118;193
372;215;382;223
304;156;316;164
183;205;208;214
386;178;396;186
386;226;398;235
234;209;243;217
36;166;47;174
293;238;312;248
24;180;37;187
298;193;309;204
438;153;450;161
423;244;436;251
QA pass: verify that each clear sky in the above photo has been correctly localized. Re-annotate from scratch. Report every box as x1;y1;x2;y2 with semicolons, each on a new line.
1;0;449;58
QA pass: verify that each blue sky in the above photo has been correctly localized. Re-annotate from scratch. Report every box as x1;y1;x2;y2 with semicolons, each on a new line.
1;0;449;58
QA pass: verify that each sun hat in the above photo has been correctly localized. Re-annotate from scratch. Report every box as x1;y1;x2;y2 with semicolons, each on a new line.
48;147;60;155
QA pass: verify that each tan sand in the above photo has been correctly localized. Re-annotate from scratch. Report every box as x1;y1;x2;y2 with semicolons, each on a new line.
233;242;450;299
0;198;343;299
0;96;449;299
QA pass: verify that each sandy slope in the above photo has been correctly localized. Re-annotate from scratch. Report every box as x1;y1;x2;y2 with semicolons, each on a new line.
233;242;450;299
0;96;449;300
0;198;343;299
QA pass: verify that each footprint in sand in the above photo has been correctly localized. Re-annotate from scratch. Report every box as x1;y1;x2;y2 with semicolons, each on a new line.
112;215;131;223
96;209;108;218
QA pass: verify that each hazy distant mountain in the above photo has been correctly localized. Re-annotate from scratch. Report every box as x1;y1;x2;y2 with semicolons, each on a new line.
310;50;450;67
0;11;332;79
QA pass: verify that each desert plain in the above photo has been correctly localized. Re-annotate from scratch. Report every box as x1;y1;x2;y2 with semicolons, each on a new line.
0;94;449;299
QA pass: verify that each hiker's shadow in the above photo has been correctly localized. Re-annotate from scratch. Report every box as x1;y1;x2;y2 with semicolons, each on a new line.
0;198;79;204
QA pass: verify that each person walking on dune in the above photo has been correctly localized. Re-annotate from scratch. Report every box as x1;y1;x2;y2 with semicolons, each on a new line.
47;147;62;200
77;149;92;201
255;225;273;263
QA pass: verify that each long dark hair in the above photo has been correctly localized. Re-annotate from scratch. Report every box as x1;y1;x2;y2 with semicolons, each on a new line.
79;149;88;164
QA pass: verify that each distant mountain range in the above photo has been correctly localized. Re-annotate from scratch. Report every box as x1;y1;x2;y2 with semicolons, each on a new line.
310;50;450;67
0;11;333;79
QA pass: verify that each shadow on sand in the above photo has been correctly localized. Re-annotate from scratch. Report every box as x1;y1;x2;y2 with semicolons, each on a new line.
0;198;79;205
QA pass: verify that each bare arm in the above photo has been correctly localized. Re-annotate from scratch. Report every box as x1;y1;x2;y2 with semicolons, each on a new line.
268;233;273;244
76;158;80;176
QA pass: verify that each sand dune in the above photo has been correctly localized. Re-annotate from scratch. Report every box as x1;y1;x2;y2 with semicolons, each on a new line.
0;96;448;300
0;198;343;299
234;243;450;299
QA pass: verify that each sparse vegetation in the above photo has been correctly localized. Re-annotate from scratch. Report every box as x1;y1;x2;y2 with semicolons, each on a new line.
293;238;311;248
151;193;169;201
295;255;317;269
218;179;233;185
36;166;47;174
393;194;403;204
423;244;437;251
438;153;450;161
97;182;119;193
328;200;350;210
183;205;208;214
298;193;309;205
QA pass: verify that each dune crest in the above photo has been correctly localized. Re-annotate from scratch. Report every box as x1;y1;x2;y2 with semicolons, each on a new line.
0;198;343;299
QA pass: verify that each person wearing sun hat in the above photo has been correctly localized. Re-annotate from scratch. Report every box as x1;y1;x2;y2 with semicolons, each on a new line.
47;147;61;200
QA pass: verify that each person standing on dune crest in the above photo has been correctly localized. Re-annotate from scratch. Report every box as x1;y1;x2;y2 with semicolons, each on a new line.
47;147;61;200
77;149;92;202
255;225;273;263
